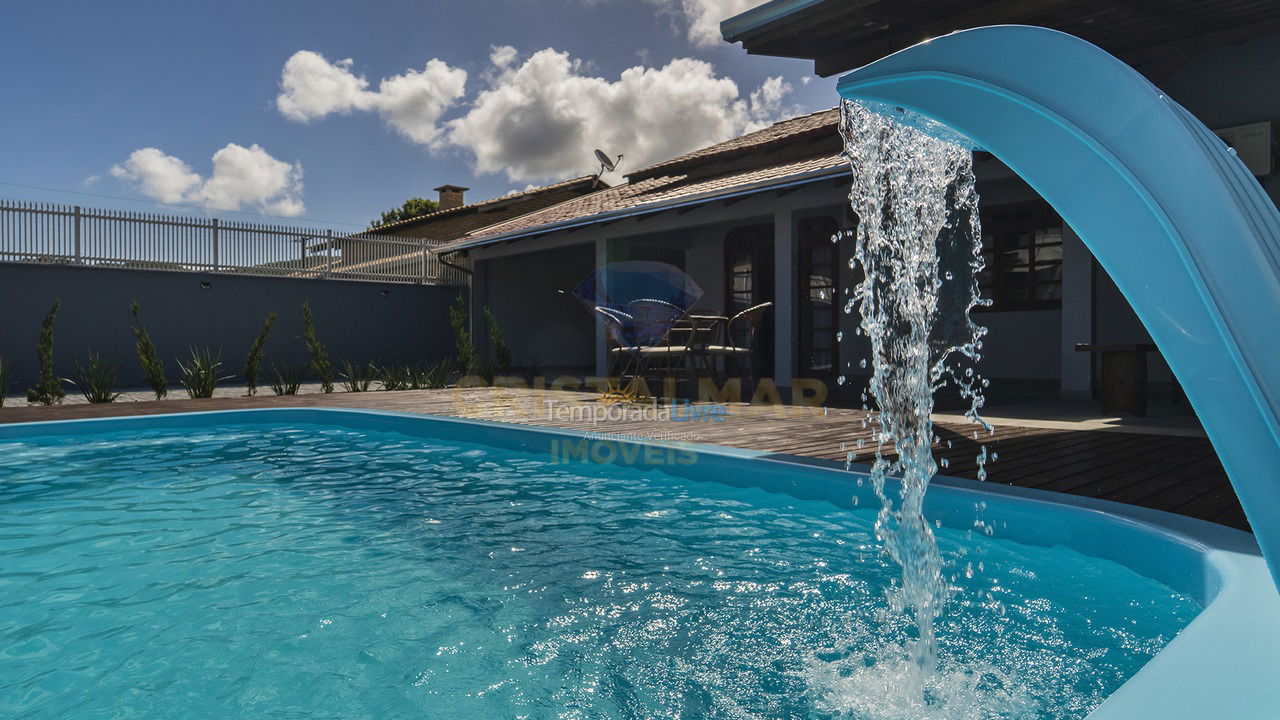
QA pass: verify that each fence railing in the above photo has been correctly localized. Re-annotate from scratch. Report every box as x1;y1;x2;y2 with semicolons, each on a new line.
0;199;470;286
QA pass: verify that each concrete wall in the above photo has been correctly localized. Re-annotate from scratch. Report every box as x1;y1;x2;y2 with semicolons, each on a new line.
474;242;595;376
0;263;460;392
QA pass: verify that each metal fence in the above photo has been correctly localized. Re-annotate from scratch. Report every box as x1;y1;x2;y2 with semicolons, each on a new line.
0;199;470;286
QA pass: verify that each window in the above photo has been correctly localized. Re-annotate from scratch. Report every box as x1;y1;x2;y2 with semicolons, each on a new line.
797;216;841;378
977;202;1064;310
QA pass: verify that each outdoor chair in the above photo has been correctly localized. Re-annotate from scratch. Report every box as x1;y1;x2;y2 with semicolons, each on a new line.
626;298;693;390
595;306;643;398
706;301;773;385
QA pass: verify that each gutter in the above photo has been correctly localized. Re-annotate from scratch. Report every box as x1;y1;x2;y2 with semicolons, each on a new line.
720;0;828;43
438;163;851;256
438;253;473;276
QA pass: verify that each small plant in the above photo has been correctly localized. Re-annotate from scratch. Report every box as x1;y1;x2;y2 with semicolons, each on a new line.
379;363;413;391
177;348;232;399
339;359;376;392
449;294;476;377
26;299;65;405
0;356;11;408
269;362;304;396
243;312;277;396
301;302;333;393
484;306;513;377
130;300;167;400
66;351;121;404
419;357;454;389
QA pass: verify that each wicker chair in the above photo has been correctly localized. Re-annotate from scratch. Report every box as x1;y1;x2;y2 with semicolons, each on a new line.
706;302;772;385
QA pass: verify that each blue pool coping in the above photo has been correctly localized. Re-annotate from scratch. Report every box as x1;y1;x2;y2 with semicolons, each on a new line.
3;406;1278;718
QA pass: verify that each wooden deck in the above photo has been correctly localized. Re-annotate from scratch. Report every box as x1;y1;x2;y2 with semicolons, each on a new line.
0;387;1247;531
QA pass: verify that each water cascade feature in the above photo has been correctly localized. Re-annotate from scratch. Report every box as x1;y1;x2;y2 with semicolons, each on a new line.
838;99;992;698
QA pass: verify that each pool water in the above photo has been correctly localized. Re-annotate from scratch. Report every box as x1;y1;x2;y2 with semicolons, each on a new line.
0;422;1198;719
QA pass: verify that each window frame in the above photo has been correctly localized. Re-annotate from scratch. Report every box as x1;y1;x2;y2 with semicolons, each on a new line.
977;201;1065;312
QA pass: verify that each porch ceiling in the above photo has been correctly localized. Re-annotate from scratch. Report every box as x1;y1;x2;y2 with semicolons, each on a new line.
722;0;1280;79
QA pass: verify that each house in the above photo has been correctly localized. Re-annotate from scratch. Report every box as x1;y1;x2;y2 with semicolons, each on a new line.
326;177;601;283
437;109;853;387
438;0;1279;407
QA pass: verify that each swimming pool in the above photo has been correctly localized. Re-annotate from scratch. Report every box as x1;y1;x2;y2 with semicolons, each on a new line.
1;408;1277;718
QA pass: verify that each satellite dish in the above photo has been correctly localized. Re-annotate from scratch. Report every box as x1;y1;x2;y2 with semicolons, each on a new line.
594;149;617;172
592;149;624;188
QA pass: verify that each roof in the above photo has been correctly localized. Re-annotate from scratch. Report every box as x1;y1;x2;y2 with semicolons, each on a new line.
722;0;1280;78
369;175;599;236
437;109;849;254
629;107;839;180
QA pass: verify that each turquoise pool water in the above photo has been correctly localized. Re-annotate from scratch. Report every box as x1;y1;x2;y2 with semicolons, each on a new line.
0;421;1198;719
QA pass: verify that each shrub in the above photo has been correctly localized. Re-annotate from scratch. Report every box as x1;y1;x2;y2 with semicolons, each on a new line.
419;357;454;389
177;348;231;399
269;362;304;396
379;363;413;391
484;306;512;377
130;300;167;400
449;294;476;377
26;299;65;405
67;351;121;403
243;312;277;396
0;356;11;408
339;359;375;392
301;303;333;393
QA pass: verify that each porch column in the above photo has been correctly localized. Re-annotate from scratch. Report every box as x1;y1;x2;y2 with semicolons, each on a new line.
1060;223;1093;397
594;238;609;378
773;210;794;390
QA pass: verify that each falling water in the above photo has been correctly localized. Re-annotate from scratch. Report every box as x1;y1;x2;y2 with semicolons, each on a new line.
837;99;991;699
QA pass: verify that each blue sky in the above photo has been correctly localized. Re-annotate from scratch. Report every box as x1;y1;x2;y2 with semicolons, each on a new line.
0;0;836;231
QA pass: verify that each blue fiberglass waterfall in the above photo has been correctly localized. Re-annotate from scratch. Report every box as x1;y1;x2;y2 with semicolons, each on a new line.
836;25;1280;594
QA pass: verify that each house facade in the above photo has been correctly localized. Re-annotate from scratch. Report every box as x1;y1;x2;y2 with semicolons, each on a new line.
437;4;1279;408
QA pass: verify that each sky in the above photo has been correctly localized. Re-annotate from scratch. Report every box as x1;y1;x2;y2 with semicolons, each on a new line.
0;0;837;231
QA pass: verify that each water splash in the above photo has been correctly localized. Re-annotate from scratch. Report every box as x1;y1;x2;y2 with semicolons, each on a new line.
838;99;992;698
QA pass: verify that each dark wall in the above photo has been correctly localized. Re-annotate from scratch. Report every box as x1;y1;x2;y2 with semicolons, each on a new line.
476;243;595;376
0;263;461;390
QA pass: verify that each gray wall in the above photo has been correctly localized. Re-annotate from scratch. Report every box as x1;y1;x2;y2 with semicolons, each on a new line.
0;263;460;391
475;242;596;376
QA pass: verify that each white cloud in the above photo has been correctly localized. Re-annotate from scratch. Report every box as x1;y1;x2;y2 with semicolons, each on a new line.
110;144;304;216
489;45;518;70
276;52;373;121
444;49;794;183
270;42;796;186
750;75;792;117
276;50;467;144
651;0;763;48
110;148;202;204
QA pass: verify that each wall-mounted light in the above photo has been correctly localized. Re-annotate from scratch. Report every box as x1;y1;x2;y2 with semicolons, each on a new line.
379;289;390;297
200;281;212;290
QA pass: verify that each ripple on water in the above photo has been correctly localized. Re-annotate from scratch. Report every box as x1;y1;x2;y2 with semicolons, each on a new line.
0;423;1198;719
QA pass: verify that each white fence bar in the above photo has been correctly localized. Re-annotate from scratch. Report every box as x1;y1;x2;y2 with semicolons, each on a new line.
0;198;469;286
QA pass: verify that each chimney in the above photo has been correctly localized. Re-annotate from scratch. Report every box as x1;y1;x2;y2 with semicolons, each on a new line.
434;184;470;211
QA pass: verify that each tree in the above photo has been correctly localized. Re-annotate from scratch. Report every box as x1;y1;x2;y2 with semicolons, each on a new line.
370;197;440;229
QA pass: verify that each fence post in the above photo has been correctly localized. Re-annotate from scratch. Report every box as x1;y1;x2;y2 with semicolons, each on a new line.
73;205;82;264
211;218;220;272
420;239;428;284
325;229;333;278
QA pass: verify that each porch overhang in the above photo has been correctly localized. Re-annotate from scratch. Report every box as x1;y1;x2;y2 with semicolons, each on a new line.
721;0;1280;79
